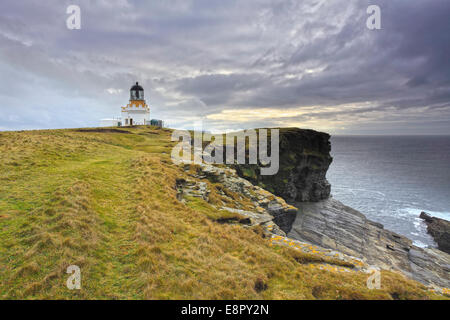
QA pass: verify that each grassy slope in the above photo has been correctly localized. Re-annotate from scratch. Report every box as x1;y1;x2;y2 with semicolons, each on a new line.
0;126;444;300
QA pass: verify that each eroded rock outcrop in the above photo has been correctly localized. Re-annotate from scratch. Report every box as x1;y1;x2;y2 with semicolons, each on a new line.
288;199;450;288
234;128;332;202
176;128;450;290
420;212;450;254
232;128;450;288
177;162;298;235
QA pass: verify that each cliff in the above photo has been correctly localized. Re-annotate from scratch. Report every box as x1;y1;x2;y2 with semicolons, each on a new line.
420;212;450;254
234;128;449;289
234;128;332;202
290;199;450;288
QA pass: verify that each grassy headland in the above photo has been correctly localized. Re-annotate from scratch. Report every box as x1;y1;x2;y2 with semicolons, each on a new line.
0;126;444;299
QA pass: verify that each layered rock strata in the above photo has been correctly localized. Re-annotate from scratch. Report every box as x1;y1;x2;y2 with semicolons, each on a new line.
289;199;450;288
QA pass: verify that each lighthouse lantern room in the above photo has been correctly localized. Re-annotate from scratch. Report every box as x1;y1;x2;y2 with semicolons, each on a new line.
121;82;150;126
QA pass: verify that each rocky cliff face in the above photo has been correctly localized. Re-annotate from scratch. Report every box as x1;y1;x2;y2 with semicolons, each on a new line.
236;128;450;289
177;162;298;235
234;128;332;202
289;199;450;288
420;212;450;254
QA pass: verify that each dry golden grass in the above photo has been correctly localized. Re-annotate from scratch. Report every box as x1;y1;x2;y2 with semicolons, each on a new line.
0;126;445;299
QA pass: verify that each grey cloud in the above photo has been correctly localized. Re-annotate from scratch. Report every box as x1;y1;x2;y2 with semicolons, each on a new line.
0;0;449;133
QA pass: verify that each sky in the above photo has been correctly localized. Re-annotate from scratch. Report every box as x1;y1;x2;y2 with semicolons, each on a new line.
0;0;449;134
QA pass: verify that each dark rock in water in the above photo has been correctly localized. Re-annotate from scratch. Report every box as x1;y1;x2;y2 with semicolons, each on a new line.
234;128;332;203
420;211;450;254
420;211;433;222
288;199;450;288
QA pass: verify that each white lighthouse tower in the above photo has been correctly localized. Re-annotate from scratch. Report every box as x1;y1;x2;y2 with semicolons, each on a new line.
121;82;150;126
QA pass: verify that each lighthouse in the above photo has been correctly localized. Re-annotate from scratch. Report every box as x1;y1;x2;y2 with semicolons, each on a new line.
100;82;163;128
121;82;150;126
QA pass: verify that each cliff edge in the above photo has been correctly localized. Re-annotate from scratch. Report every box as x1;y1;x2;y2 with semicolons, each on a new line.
235;128;450;289
0;126;446;299
234;128;332;202
420;212;450;254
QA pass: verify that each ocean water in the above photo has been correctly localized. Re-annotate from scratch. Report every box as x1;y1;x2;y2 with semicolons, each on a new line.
327;135;450;248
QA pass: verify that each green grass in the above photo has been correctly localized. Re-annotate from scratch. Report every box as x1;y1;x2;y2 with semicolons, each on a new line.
0;126;445;300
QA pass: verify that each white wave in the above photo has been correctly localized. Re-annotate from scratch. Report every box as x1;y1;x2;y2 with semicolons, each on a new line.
413;240;428;248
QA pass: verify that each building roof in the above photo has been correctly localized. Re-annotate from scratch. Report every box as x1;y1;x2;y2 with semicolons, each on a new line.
131;82;143;91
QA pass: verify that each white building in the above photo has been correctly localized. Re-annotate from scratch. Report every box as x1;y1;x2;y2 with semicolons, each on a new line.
121;82;150;126
100;82;164;128
99;118;121;127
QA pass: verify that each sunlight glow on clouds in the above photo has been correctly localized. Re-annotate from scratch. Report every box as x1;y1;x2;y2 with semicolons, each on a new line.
106;88;123;95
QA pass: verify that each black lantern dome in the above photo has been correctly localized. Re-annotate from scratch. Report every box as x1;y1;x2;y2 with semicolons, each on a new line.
130;82;144;100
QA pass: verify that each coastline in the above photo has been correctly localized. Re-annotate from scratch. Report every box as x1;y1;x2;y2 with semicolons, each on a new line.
233;128;450;289
328;135;450;248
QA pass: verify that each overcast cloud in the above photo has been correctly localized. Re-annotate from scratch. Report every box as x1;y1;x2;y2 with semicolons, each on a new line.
0;0;449;134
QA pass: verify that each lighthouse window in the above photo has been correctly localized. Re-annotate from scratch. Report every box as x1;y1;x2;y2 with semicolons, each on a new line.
133;91;143;100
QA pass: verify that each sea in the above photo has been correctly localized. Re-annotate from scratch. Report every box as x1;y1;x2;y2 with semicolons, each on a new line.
327;135;450;248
